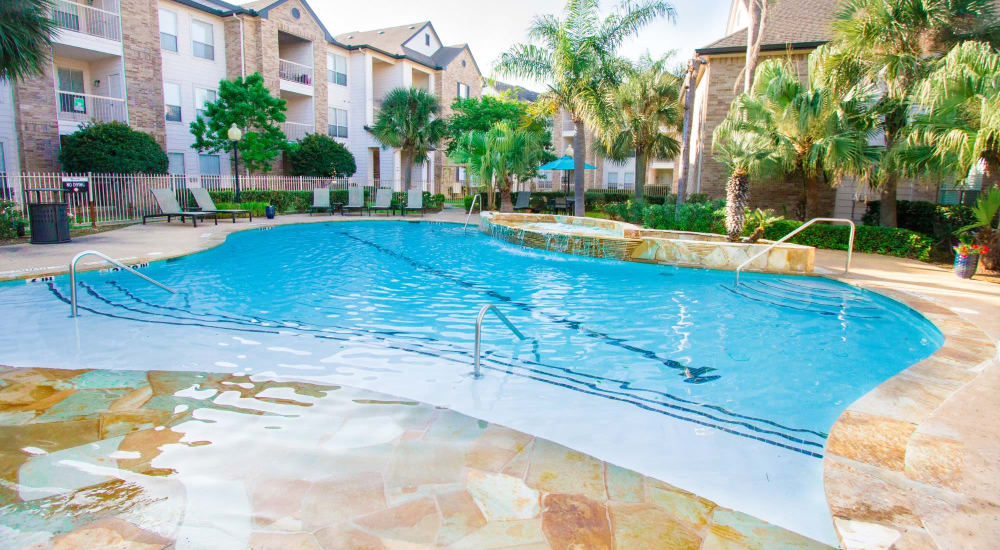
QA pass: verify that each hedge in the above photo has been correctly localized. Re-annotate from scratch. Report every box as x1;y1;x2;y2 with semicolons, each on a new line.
202;189;445;214
763;219;934;261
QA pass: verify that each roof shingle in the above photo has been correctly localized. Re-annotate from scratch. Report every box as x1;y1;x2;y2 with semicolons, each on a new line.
698;0;839;53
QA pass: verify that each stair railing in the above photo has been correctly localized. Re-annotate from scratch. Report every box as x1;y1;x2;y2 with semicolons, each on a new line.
734;218;855;287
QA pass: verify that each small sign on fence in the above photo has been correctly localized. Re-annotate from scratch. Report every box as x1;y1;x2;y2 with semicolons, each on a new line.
61;176;90;194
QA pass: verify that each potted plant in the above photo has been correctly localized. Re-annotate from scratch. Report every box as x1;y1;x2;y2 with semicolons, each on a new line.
953;241;988;279
265;204;276;219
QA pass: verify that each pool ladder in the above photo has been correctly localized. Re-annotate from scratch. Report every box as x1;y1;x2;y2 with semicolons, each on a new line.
70;250;177;317
473;304;528;378
464;194;481;231
733;218;855;287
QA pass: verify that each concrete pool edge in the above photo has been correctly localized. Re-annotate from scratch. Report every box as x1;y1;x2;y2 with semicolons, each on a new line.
819;282;998;550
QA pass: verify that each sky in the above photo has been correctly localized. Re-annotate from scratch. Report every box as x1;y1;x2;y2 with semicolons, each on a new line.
308;0;734;92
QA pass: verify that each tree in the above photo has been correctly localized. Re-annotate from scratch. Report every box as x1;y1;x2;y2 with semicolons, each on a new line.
496;0;676;217
190;73;288;174
590;54;683;202
712;119;777;241
819;0;1000;226
911;41;1000;191
287;133;357;177
0;0;57;82
59;121;167;174
728;58;879;219
370;87;447;190
451;121;545;212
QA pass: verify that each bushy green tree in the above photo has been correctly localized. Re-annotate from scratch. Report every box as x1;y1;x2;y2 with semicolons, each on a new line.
0;0;56;82
496;0;675;216
190;73;287;173
370;87;447;190
287;133;357;177
59;121;167;173
590;54;683;202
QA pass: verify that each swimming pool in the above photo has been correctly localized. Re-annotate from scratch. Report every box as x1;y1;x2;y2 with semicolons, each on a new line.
0;221;942;543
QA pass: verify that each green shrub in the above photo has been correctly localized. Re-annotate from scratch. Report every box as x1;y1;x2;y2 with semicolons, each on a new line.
862;200;977;260
215;201;268;217
1;201;26;238
763;219;934;261
59;121;167;173
286;133;356;177
605;200;726;233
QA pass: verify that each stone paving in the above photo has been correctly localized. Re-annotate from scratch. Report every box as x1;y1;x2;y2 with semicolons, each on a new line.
0;366;829;550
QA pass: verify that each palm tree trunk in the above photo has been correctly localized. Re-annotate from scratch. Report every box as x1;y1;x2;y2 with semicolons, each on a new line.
805;175;820;219
573;119;586;217
500;178;514;213
726;171;749;241
401;151;412;190
676;58;702;208
743;0;764;93
635;150;647;203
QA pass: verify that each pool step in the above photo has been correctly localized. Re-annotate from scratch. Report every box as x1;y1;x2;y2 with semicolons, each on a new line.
726;279;882;319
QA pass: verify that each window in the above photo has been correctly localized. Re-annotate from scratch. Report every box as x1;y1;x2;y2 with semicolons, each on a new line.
607;172;618;188
159;9;178;52
57;68;85;113
191;20;214;60
164;82;181;122
456;82;469;99
168;153;185;174
624;172;635;189
0;142;9;201
327;53;347;86
328;108;348;138
456;166;466;182
199;154;220;174
425;34;430;46
195;88;216;119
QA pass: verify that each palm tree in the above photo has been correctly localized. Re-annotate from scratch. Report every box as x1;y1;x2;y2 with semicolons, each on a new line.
370;87;448;190
590;54;683;202
451;121;545;212
496;0;676;216
819;0;1000;226
911;41;1000;191
732;58;879;219
0;0;57;82
712;121;776;241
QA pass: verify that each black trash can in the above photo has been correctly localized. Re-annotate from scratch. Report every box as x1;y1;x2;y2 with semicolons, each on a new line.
29;202;70;244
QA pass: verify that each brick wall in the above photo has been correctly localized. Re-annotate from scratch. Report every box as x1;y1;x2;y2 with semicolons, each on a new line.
13;62;60;172
434;48;482;194
120;0;166;148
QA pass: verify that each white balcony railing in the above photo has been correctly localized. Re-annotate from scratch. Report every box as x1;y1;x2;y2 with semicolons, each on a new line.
55;92;127;124
279;59;313;86
52;0;121;42
282;121;313;142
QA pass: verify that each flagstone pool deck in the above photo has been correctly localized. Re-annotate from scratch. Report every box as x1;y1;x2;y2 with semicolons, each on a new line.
1;214;999;549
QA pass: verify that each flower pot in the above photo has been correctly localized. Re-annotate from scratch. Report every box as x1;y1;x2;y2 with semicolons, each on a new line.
954;252;979;279
265;205;276;219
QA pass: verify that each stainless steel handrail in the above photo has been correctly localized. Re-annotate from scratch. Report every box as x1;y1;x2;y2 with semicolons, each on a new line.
473;304;527;378
70;250;177;317
464;194;481;231
734;217;855;287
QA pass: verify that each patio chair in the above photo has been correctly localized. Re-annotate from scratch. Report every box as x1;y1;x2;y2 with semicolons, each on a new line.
144;188;217;227
552;196;569;215
309;188;333;215
401;189;424;216
190;188;251;223
369;188;394;216
513;191;531;212
342;186;367;216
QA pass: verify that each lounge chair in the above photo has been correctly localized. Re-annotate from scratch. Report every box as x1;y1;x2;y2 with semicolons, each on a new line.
190;188;251;222
401;189;424;216
513;191;531;212
552;196;569;214
309;188;333;215
369;188;394;216
144;188;217;227
342;186;367;216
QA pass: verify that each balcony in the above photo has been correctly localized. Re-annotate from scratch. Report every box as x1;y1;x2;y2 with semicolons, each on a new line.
279;59;313;97
282;121;313;142
55;91;127;126
50;0;122;57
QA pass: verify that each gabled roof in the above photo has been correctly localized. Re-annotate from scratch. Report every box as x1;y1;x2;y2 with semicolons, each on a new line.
696;0;839;54
335;22;431;56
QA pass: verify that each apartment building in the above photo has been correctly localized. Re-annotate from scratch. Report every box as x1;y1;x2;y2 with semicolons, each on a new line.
0;0;482;194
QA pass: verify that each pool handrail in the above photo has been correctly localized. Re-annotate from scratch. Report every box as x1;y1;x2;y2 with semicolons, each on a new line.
733;217;855;287
70;250;177;317
473;304;527;378
464;194;481;231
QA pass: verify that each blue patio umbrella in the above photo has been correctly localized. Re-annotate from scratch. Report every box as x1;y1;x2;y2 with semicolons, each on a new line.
538;155;596;194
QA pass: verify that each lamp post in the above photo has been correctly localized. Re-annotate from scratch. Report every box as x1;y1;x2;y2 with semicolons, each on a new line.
228;123;243;203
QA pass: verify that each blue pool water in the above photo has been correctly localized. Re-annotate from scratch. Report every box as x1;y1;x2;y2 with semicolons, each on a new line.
0;221;942;542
